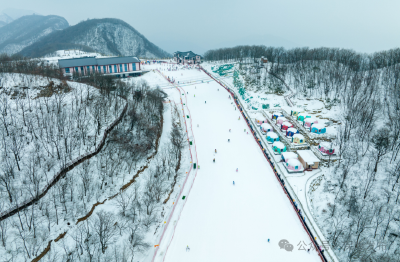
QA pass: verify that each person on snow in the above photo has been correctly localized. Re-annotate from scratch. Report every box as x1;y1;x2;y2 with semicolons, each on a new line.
186;245;190;252
236;168;238;172
233;181;235;185
238;116;240;120
229;129;231;132
215;149;217;153
228;139;230;142
213;158;215;163
194;94;195;97
205;101;206;104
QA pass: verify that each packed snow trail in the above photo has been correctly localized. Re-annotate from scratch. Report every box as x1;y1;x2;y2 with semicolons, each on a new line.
156;69;321;262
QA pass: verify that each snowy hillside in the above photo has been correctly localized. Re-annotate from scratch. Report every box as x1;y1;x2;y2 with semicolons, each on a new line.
18;18;171;58
0;15;68;55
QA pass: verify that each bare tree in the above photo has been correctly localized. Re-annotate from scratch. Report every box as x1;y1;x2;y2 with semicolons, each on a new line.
372;128;391;173
92;210;118;254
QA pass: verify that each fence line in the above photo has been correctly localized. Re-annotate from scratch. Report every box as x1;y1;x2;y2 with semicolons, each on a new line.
151;69;200;262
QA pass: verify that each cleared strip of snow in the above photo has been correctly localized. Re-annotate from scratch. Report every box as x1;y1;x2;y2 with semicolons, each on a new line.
153;68;322;262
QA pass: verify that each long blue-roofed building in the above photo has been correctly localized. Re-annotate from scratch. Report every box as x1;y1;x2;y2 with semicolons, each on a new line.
58;56;141;78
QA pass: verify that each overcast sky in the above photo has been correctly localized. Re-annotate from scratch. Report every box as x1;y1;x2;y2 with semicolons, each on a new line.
3;0;400;55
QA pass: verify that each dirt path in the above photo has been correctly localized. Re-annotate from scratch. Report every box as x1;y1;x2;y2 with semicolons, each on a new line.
0;100;128;222
29;103;165;262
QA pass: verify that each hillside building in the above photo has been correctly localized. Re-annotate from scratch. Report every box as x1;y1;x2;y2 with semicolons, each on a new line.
58;56;141;78
173;51;202;64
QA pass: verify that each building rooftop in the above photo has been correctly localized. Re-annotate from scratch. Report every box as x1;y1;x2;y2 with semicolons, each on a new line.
174;51;202;59
58;56;140;68
297;150;319;164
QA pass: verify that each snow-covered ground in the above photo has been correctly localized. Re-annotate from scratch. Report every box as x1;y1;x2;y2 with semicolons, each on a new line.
142;65;322;261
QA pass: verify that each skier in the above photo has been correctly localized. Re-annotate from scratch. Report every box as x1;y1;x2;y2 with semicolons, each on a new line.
236;168;238;172
205;101;206;104
229;129;231;132
228;139;230;142
233;181;235;185
238;116;240;120
194;94;195;97
197;124;199;127
213;158;215;163
307;249;310;253
244;129;246;132
268;239;270;243
215;149;217;153
186;245;190;252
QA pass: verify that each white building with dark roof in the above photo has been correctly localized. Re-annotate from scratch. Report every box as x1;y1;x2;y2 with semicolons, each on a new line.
173;51;202;64
58;56;141;78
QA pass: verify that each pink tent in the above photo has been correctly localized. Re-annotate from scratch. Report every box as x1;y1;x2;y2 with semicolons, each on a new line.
261;123;273;133
318;142;335;155
304;118;318;128
255;117;267;125
276;116;287;125
286;159;304;172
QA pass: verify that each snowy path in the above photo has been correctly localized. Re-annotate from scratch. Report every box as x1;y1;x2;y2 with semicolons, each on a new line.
157;69;322;262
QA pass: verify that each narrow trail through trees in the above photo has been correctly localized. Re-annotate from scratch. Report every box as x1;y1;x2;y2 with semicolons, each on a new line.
0;99;128;222
29;101;165;262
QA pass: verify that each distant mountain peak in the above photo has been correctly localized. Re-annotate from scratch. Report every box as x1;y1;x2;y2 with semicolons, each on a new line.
19;18;171;58
0;12;14;24
0;15;69;55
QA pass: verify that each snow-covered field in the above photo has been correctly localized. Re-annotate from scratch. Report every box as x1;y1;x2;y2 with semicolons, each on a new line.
142;65;322;261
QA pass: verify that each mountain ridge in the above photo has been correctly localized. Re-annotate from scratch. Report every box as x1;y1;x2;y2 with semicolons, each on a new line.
0;15;69;55
19;18;171;58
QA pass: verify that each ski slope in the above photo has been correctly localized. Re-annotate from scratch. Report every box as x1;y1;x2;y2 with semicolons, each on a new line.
158;67;322;262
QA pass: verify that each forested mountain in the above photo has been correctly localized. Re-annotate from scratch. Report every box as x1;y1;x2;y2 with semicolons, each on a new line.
0;15;69;54
19;18;171;58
